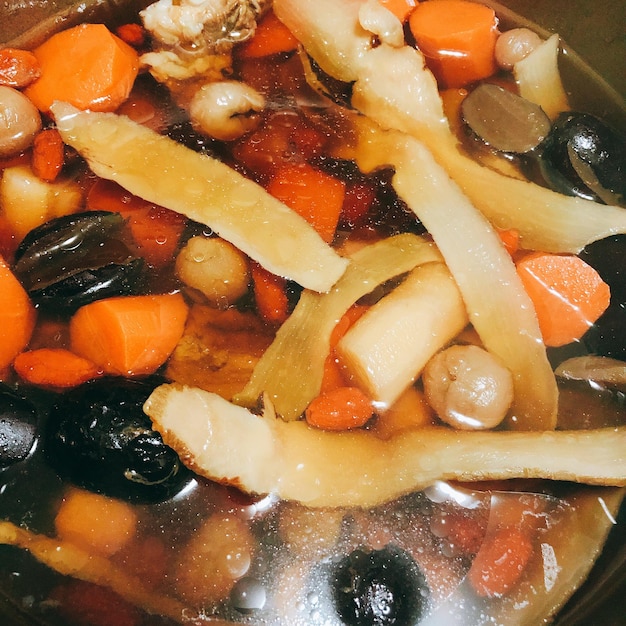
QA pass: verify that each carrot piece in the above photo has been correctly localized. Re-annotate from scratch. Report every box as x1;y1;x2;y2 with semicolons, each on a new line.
0;48;41;88
515;251;611;347
379;0;418;23
31;128;64;182
237;11;299;59
266;162;345;243
497;227;520;256
55;488;138;557
250;261;290;325
87;178;186;268
0;257;36;372
468;526;533;597
24;23;139;113
409;0;498;88
305;386;374;431
13;348;101;388
69;293;189;376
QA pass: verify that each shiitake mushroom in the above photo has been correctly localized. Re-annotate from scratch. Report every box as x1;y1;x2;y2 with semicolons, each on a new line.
0;383;38;468
13;211;147;313
44;376;191;503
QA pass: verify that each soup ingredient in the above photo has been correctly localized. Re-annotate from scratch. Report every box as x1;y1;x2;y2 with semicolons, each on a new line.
358;0;405;48
235;234;442;421
250;261;290;324
305;386;374;431
467;526;533;598
51;102;348;293
423;344;514;430
555;355;626;386
337;261;468;409
31;128;64;182
515;251;611;347
0;48;40;88
267;162;345;243
13;348;101;388
237;9;299;58
0;256;36;371
460;83;551;153
45;376;191;503
54;488;138;557
513;33;569;121
377;0;417;24
13;211;147;313
69;293;188;376
0;85;41;157
176;235;250;307
494;28;542;70
539;112;626;206
145;383;626;508
189;80;265;141
0;383;37;467
24;23;139;113
408;0;499;88
330;545;430;626
173;512;256;605
0;164;82;239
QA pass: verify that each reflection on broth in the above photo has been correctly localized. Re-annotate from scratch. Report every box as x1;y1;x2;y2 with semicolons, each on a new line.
0;0;625;625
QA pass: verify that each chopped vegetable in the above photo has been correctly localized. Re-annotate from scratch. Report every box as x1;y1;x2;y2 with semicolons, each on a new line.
555;355;626;386
51;102;348;293
237;10;299;59
69;293;189;376
378;0;418;23
250;261;290;325
13;348;101;388
24;23;139;113
0;164;82;239
305;386;374;431
31;128;64;182
54;488;138;557
513;33;569;121
267;162;345;243
234;233;442;420
0;48;40;88
358;0;405;48
515;251;611;347
0;256;36;371
408;0;499;88
337;261;469;409
145;383;626;508
468;526;533;598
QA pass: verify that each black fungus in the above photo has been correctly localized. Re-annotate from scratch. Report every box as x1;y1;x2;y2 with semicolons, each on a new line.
13;211;146;313
0;384;38;468
330;545;430;626
538;112;626;205
44;376;191;503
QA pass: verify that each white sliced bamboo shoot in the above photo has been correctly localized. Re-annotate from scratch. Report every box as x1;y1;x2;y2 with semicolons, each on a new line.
145;384;626;509
50;102;348;293
337;261;468;408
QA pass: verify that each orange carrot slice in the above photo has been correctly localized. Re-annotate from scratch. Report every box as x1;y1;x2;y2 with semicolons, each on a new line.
0;257;36;371
379;0;418;23
69;293;189;376
250;261;290;325
13;348;101;388
515;251;611;347
267;162;345;243
25;23;139;113
237;11;299;59
409;0;499;88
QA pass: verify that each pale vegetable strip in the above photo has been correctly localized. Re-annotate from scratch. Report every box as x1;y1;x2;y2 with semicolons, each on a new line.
0;521;191;623
50;102;348;293
276;0;626;253
234;233;442;420
348;117;558;430
337;261;469;409
146;384;626;508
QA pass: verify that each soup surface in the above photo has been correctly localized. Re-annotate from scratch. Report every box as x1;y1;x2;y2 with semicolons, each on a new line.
0;1;625;624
